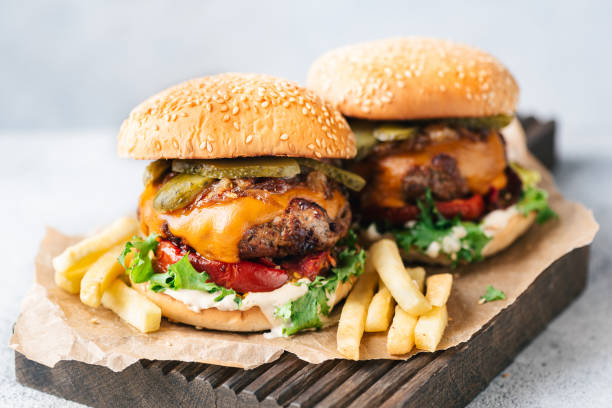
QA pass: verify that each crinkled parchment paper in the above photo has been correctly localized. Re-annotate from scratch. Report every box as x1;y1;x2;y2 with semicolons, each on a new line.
10;122;598;370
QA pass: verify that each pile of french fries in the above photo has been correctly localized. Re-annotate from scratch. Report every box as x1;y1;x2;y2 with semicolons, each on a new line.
53;217;161;333
337;239;453;359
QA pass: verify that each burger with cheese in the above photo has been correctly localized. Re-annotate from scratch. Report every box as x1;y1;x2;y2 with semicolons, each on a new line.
308;38;555;265
117;73;366;335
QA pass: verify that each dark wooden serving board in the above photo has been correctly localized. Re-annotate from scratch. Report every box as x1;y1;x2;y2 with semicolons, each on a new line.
15;117;576;408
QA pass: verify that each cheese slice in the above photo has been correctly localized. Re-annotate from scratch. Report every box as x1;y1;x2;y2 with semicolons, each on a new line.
139;182;346;263
361;130;507;208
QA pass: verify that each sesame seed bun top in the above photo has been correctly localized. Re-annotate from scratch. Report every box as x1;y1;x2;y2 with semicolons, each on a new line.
307;37;519;120
118;73;356;160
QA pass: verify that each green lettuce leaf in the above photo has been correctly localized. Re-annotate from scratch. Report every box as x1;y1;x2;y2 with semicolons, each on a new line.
119;234;159;283
517;186;558;224
392;190;490;266
479;285;506;303
275;230;366;336
149;255;241;305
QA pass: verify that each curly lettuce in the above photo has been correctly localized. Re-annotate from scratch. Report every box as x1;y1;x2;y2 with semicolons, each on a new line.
391;190;490;265
119;234;241;305
275;230;366;335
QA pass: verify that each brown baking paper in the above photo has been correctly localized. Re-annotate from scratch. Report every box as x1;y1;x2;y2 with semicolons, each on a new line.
10;123;598;371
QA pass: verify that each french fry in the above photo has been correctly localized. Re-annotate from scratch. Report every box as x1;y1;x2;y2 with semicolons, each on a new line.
414;305;448;352
80;244;126;307
101;279;161;333
337;260;378;360
387;306;418;355
365;278;395;332
53;217;139;293
369;239;431;315
425;274;453;307
406;266;426;293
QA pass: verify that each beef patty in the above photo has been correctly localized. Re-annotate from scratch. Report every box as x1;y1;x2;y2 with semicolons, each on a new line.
238;197;351;259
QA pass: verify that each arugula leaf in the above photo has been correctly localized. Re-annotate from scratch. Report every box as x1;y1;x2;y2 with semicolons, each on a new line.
149;255;239;303
479;285;506;303
517;186;558;224
511;162;557;224
392;191;490;266
119;234;159;283
275;231;366;336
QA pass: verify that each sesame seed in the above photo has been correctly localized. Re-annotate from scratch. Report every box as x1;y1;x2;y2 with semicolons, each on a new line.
280;133;289;141
261;101;269;108
315;152;322;158
302;107;308;115
307;143;315;150
223;114;230;121
233;121;240;130
246;135;254;144
232;106;239;114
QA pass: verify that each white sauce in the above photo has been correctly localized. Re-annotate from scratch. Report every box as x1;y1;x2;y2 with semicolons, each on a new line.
241;280;309;326
425;241;441;258
164;279;310;335
364;223;382;241
164;289;239;312
482;206;518;238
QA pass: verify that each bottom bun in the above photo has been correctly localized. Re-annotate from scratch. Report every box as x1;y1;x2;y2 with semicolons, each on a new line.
388;205;536;266
132;278;355;332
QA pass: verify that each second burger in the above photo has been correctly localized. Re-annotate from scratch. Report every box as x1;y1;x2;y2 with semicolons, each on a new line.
308;37;556;266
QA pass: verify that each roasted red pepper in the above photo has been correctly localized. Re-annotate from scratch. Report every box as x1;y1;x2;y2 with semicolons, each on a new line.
435;194;484;220
154;240;290;293
281;251;332;281
363;194;485;225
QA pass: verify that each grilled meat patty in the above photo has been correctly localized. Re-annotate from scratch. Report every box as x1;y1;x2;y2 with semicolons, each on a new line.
238;197;351;259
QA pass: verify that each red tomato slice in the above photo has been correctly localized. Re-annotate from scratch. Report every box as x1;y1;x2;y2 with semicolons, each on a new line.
154;240;290;293
363;194;485;225
281;251;331;281
435;194;484;220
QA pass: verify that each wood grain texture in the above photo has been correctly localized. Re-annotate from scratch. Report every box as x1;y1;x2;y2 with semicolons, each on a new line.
15;118;579;407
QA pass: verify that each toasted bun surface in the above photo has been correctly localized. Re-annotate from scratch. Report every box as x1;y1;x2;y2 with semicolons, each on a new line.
118;73;356;160
131;278;354;332
307;37;519;120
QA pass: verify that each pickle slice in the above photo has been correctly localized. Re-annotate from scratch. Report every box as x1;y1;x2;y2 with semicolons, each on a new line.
172;157;301;179
297;158;366;191
442;114;513;129
373;123;418;142
153;174;213;212
348;119;378;160
142;159;170;186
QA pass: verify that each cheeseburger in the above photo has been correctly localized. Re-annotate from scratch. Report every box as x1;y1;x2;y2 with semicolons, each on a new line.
308;38;555;265
117;73;366;335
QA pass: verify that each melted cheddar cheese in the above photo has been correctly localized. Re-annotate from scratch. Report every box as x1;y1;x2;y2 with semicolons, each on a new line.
360;130;507;208
139;182;347;263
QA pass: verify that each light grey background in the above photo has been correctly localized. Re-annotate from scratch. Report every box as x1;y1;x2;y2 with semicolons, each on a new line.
1;1;611;407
